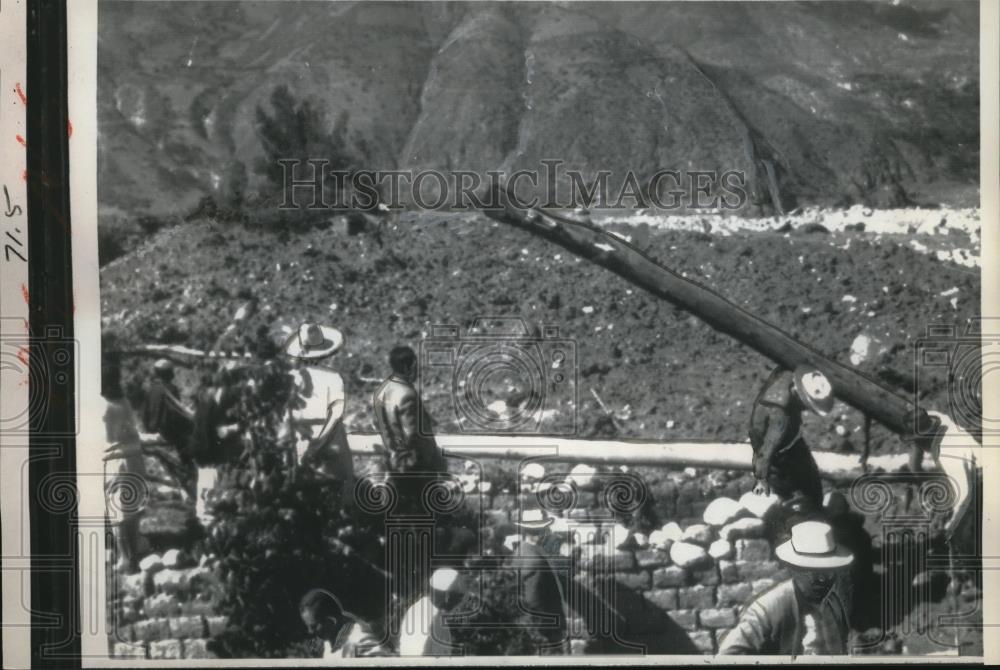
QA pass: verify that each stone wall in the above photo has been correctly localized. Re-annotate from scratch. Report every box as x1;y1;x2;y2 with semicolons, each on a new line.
565;529;787;654
485;467;787;655
110;463;784;658
109;553;226;660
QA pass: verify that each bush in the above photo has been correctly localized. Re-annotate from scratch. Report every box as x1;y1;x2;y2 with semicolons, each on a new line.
204;359;388;658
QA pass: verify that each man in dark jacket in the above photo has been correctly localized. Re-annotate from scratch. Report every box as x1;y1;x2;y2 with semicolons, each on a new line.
190;363;242;525
142;359;196;495
372;346;446;513
749;365;833;537
513;509;568;654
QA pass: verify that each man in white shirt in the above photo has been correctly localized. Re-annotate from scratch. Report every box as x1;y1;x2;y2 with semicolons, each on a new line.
284;323;354;484
299;589;390;658
399;568;465;656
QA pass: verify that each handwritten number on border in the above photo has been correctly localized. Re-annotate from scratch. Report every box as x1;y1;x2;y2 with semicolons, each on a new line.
3;185;26;262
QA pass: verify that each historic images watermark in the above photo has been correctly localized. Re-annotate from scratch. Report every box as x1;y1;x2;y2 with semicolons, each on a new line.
276;159;749;212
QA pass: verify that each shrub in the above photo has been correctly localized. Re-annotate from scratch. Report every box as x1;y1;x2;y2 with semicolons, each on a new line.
204;359;388;658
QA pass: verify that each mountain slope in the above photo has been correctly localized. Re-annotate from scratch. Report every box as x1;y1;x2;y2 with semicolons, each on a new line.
97;1;979;219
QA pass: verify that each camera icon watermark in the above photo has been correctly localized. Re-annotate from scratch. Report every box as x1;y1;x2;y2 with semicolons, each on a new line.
914;318;998;438
420;317;577;435
0;323;78;435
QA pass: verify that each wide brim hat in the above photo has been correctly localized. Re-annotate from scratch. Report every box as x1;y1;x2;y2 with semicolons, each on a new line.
515;508;553;530
284;323;344;360
793;366;835;416
775;520;854;569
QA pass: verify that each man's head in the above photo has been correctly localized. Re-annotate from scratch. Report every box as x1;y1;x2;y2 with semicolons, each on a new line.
790;564;841;606
792;366;834;417
775;521;852;605
389;345;418;380
153;358;174;382
299;589;347;643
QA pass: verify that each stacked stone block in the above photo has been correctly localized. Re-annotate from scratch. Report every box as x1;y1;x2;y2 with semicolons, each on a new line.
109;551;226;660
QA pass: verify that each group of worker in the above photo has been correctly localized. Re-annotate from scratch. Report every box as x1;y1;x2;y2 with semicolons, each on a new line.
102;321;973;657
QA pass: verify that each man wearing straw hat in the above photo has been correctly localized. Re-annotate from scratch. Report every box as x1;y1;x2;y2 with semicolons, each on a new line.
284;322;354;484
513;508;568;654
718;520;853;656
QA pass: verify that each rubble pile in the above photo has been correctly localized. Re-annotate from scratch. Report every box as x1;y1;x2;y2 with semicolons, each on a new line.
110;550;225;660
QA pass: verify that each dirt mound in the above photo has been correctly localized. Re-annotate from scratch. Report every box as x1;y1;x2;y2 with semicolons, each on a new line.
100;209;980;456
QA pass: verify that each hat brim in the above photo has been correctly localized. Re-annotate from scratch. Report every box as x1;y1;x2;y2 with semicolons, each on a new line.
285;326;344;360
515;518;554;530
793;372;835;416
775;540;854;569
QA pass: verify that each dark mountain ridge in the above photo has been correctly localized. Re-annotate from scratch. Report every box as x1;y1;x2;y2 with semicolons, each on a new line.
98;0;979;219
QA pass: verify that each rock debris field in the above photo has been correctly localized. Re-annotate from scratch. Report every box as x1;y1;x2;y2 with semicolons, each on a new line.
101;206;981;456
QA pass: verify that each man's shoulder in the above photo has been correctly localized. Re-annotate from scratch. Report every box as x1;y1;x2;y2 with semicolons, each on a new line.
377;377;416;403
748;578;797;613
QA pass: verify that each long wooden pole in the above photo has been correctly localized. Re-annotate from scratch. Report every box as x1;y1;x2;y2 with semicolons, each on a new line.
481;184;932;438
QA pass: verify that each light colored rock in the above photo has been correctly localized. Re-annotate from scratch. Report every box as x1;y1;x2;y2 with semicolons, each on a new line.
459;474;478;494
669;541;710;569
709;539;734;560
568;464;598;489
647;529;672;550
478;481;492;494
661;521;684;542
153;569;187;594
719;517;767;542
549;516;570;535
632;532;649;549
522;462;546;482
703;497;742;527
681;524;716;546
161;549;189;569
739;490;781;518
608;522;632;549
139;554;164;574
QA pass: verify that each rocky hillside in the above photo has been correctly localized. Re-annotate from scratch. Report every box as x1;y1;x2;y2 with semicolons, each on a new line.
98;0;979;219
101;208;981;456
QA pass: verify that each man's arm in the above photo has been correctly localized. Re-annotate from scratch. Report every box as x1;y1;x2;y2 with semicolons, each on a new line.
163;388;195;421
717;601;773;655
345;622;394;657
752;405;788;494
313;399;345;443
397;390;421;447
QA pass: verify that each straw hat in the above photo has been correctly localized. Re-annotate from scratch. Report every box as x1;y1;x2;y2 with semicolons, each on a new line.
793;366;835;416
153;358;174;373
775;521;853;569
284;323;344;360
515;508;553;531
